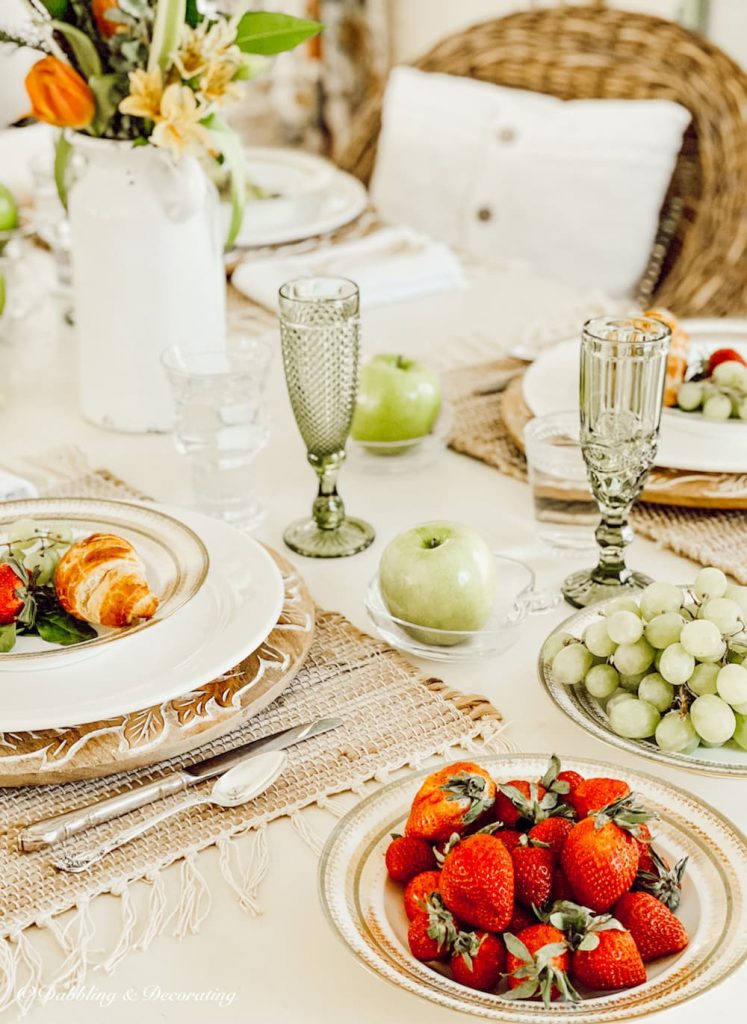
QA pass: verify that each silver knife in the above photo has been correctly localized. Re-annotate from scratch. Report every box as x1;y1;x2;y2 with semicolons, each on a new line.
17;717;342;852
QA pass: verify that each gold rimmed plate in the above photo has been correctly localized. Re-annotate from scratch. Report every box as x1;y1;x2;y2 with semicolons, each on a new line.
319;754;747;1022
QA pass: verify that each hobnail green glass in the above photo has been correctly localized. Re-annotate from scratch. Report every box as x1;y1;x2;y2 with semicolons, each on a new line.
562;316;671;608
279;277;375;558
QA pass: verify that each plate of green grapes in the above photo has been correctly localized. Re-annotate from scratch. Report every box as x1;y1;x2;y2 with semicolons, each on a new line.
540;567;747;777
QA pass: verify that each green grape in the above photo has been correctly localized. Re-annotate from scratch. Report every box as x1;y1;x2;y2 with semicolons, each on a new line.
738;396;747;420
644;612;685;649
690;694;737;744
659;642;695;685
583;619;617;658
612;638;655;676
639;582;683;620
732;699;747;715
680;619;725;660
733;713;747;751
688;662;719;696
619;672;646;692
724;584;747;617
676;381;703;411
702;393;732;420
603;597;641;617
655;711;699;753
552;643;593;685
716;663;747;706
700;597;743;635
605;689;635;712
700;738;725;748
608;698;660;739
542;632;574;663
712;360;747;388
584;664;620;700
606;610;644;645
694;566;728;601
637;673;675;712
7;519;38;543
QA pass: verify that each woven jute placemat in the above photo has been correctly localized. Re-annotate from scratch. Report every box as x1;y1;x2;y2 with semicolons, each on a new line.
0;449;509;1013
446;360;747;584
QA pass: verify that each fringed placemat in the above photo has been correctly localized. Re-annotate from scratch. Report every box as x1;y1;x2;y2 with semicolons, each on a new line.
0;449;510;1014
446;360;747;584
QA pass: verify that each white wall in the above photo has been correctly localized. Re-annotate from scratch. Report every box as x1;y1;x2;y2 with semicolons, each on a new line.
708;0;747;67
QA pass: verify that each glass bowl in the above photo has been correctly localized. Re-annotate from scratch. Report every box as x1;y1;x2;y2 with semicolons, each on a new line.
348;402;453;474
365;553;559;661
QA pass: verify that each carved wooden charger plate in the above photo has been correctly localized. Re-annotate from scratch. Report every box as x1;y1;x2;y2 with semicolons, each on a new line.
502;377;747;510
0;549;315;786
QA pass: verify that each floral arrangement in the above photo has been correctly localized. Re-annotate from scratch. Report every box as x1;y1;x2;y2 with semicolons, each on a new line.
2;1;323;243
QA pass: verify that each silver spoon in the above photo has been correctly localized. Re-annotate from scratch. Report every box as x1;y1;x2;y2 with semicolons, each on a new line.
51;750;287;874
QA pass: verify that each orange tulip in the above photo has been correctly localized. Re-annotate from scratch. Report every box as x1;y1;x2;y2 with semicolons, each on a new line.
25;57;96;130
93;0;123;39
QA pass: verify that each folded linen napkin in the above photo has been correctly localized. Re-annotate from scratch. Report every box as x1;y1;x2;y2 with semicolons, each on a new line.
231;226;465;310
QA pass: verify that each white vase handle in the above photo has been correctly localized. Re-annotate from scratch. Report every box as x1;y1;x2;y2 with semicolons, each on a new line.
152;152;206;221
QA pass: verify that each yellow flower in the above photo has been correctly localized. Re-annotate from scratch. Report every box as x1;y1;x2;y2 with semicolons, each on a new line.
150;83;210;156
174;18;241;81
119;68;164;121
199;59;242;107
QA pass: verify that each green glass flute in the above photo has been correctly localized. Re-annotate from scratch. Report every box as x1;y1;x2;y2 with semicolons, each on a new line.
279;277;375;558
562;315;671;608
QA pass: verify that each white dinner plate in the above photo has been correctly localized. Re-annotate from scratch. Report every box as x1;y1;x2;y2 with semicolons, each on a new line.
0;498;208;670
0;506;284;730
522;319;747;473
320;754;747;1022
234;147;368;248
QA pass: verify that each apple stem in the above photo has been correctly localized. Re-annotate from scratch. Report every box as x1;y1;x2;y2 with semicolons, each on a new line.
396;356;410;371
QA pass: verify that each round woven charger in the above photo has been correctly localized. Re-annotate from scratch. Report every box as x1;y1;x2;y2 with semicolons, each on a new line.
0;548;315;786
502;378;747;510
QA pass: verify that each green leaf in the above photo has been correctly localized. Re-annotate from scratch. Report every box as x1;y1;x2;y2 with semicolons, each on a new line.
185;0;201;28
50;21;102;79
235;12;323;56
0;623;16;654
206;115;245;249
54;131;72;210
503;932;532;962
41;1;70;17
88;74;123;136
36;611;97;646
149;0;187;73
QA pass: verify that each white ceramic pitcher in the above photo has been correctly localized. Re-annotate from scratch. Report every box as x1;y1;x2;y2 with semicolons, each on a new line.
69;137;226;433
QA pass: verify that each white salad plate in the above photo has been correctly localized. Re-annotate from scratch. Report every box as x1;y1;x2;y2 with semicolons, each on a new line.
234;147;368;248
0;505;284;731
0;498;209;671
320;754;747;1023
522;319;747;473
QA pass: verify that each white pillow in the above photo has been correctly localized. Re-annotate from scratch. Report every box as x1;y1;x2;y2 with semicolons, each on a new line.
370;67;691;297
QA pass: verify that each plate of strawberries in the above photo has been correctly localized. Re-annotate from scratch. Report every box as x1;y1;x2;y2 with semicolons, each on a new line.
319;755;747;1021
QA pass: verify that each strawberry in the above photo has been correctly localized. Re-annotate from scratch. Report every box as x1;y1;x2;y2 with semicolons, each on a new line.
530;818;574;857
403;870;442;921
440;833;514;932
385;834;436;883
0;562;25;626
633;822;653;871
633;846;688;911
407;894;459;962
613;891;689;962
508;904;536;933
550;867;576;903
496;828;524;853
707;347;747;374
505;924;578;1005
450;931;505;991
561;795;655;912
557;770;584;810
512;835;555;910
571;927;647;991
572;778;630;820
405;762;496;841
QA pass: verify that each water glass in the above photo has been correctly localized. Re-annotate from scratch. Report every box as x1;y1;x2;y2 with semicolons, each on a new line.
162;346;269;530
562;316;671;608
29;153;73;296
278;276;375;558
524;412;598;551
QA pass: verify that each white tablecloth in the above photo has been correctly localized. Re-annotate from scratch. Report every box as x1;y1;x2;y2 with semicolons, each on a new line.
1;257;744;1022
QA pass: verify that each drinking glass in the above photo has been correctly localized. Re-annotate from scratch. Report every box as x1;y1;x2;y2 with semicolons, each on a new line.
562;316;671;608
162;346;269;530
278;276;375;558
524;412;598;550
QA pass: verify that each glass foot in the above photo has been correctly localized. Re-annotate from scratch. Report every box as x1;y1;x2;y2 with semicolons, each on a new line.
283;516;375;558
562;569;653;609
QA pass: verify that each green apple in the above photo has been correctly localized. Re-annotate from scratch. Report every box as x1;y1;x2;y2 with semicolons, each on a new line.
379;521;496;645
351;354;441;443
0;184;19;233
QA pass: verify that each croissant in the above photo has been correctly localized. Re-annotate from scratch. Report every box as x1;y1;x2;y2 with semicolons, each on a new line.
55;533;159;628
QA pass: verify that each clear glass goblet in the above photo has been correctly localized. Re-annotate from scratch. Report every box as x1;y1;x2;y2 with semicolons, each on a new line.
278;276;375;558
562;315;671;608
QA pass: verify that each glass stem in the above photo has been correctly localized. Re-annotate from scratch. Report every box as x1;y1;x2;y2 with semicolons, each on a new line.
309;451;346;531
591;507;634;585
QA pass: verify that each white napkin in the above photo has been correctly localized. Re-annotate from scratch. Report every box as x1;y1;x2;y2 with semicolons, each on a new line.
231;227;465;310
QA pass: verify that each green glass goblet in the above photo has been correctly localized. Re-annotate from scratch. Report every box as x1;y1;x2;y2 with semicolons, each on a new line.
562;315;671;608
279;276;375;558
